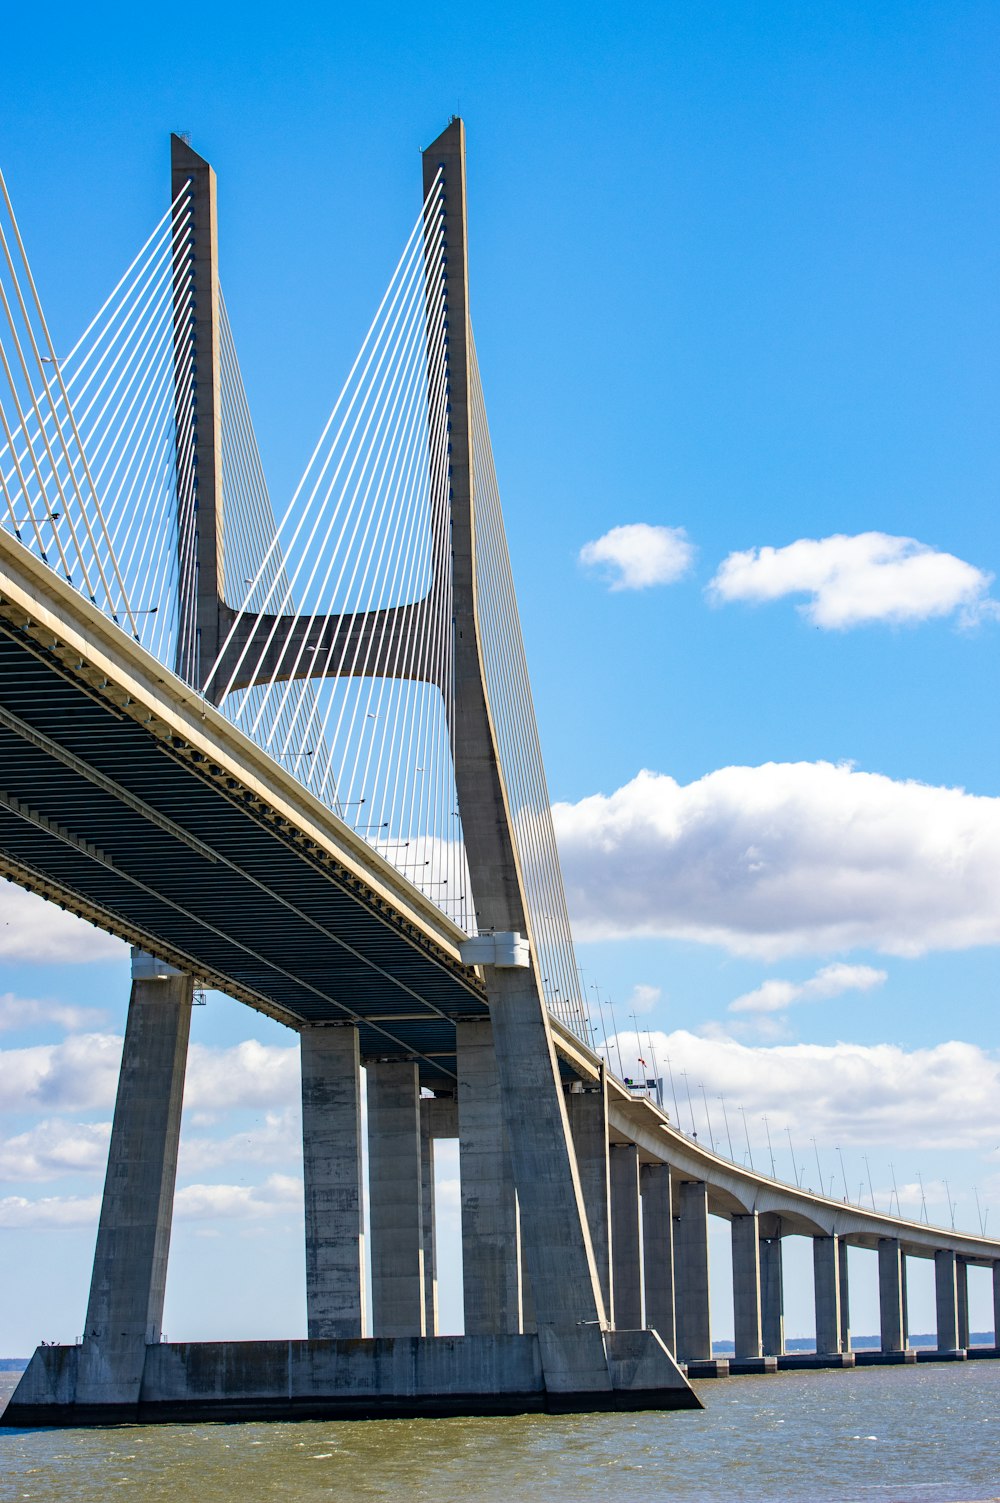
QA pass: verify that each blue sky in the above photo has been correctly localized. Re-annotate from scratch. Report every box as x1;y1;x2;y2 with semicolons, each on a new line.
1;0;999;1350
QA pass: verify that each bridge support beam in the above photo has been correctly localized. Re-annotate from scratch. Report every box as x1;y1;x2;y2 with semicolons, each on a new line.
641;1163;675;1353
610;1145;643;1329
814;1235;843;1355
566;1081;613;1323
994;1262;1000;1349
76;955;192;1409
957;1258;970;1349
839;1238;852;1351
878;1238;906;1353
457;1019;521;1336
674;1181;711;1363
301;1024;366;1338
368;1061;425;1337
732;1214;763;1359
935;1249;961;1352
760;1235;785;1357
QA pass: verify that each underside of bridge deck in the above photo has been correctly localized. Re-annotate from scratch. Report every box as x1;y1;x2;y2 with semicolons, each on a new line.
0;613;488;1090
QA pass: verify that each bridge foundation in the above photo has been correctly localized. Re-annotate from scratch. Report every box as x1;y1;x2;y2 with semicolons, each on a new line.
935;1249;961;1353
761;1234;785;1357
957;1257;970;1349
732;1213;763;1361
674;1181;711;1364
878;1237;907;1353
566;1080;613;1322
75;953;192;1410
814;1234;843;1356
301;1024;366;1338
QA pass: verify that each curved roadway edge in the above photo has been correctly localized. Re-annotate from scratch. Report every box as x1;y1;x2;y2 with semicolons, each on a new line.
550;1020;1000;1264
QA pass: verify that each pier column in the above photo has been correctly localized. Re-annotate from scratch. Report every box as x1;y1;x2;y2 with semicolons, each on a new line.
994;1262;1000;1350
760;1235;785;1357
839;1239;851;1351
77;954;193;1407
457;1019;521;1335
367;1061;425;1336
957;1258;970;1349
732;1214;763;1360
814;1235;842;1355
935;1249;960;1352
420;1104;438;1336
610;1144;643;1329
878;1238;905;1353
674;1181;711;1362
301;1024;366;1337
566;1079;613;1323
641;1163;675;1352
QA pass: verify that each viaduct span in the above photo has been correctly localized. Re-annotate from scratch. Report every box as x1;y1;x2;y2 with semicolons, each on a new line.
0;123;997;1425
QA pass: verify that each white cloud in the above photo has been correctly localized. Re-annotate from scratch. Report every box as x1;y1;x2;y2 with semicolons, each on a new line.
708;532;996;628
0;1174;303;1230
554;762;1000;958
628;983;662;1014
0;1033;124;1115
178;1110;301;1174
0;1118;110;1181
579;523;694;591
0;880;125;963
0;1035;299;1118
0;992;107;1034
609;1028;1000;1153
729;963;886;1015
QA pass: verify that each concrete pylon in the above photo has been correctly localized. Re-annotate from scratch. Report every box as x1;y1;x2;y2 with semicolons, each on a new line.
300;1024;366;1338
935;1249;960;1352
878;1238;906;1353
567;1080;614;1323
674;1181;711;1362
957;1258;970;1349
814;1235;842;1355
732;1214;763;1360
457;1019;522;1335
641;1163;675;1353
838;1237;851;1352
76;953;192;1409
760;1234;785;1357
367;1061;425;1337
610;1145;643;1329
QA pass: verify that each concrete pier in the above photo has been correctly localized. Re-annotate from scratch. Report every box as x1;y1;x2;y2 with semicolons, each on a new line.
878;1238;906;1353
420;1105;438;1336
641;1163;675;1353
457;1020;521;1336
566;1080;613;1322
610;1145;643;1330
957;1258;970;1349
76;957;193;1408
300;1024;366;1338
760;1235;785;1358
732;1214;763;1360
935;1249;960;1352
674;1181;711;1363
994;1263;1000;1349
839;1237;851;1351
814;1235;842;1355
367;1061;425;1337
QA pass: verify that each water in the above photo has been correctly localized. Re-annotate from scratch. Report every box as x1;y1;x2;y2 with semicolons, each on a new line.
2;1363;999;1502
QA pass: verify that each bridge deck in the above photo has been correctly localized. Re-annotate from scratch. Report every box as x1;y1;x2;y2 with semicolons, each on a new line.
0;532;486;1089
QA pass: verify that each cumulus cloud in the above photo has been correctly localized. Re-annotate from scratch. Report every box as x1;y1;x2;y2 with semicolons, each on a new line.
554;762;1000;958
609;1028;1000;1153
708;532;996;628
729;963;886;1015
0;992;107;1034
0;1035;300;1118
0;1174;303;1230
0;1118;110;1181
178;1110;301;1174
628;983;662;1014
579;523;694;591
0;880;124;963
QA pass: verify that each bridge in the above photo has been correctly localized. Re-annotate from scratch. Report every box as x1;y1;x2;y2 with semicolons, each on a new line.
1;121;997;1426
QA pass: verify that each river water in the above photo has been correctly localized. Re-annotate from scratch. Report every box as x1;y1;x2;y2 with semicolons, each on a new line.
2;1362;998;1502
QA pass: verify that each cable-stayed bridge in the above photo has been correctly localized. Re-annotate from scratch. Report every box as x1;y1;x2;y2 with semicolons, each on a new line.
1;122;998;1426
